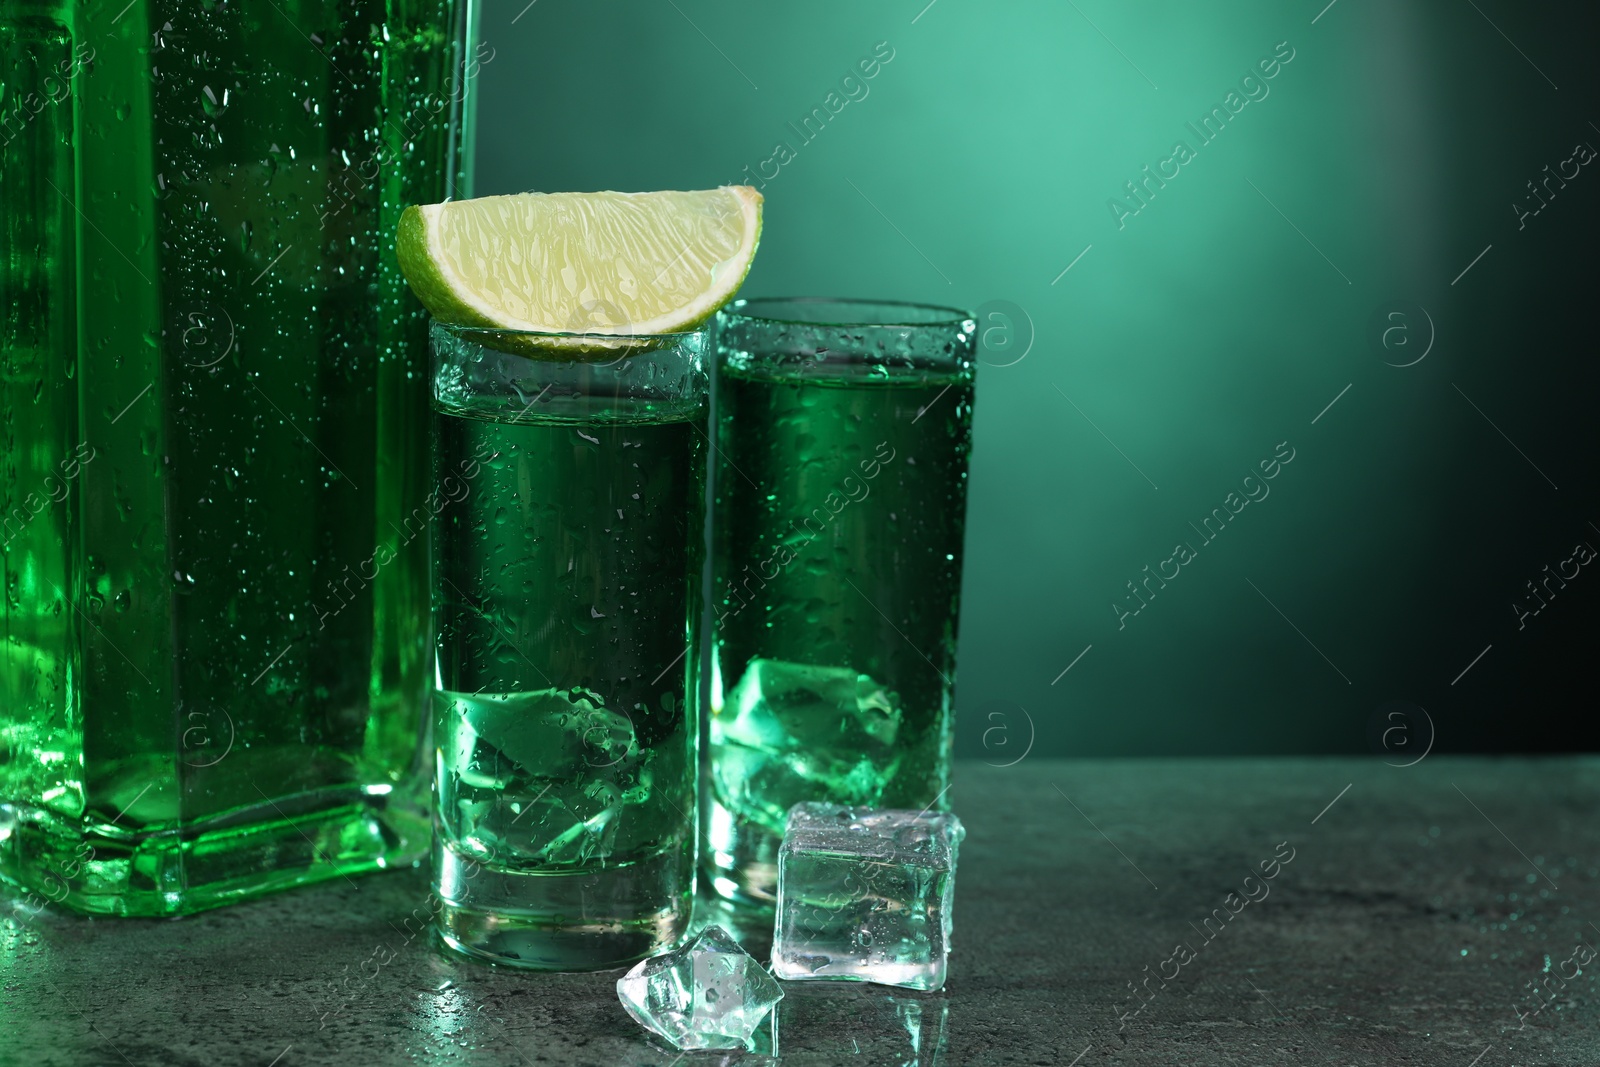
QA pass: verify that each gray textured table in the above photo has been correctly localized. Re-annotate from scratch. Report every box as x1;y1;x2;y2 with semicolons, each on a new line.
4;758;1598;1066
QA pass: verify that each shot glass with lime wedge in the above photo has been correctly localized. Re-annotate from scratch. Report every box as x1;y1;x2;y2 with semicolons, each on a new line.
399;187;761;970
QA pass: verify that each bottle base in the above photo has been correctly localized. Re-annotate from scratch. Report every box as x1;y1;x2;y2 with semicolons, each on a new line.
0;788;428;917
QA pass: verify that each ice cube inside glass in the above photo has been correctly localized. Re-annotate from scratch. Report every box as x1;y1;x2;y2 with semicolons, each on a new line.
772;803;965;992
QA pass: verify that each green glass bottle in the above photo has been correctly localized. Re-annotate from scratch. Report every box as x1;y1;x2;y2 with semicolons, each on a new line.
0;0;479;915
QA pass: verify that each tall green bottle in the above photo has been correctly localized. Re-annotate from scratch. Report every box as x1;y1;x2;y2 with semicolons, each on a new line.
0;0;478;915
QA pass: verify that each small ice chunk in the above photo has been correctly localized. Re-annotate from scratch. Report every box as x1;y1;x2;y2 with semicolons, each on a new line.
772;803;964;992
616;926;783;1051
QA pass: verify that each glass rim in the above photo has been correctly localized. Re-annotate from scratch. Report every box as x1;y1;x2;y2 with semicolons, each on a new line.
430;319;707;342
719;296;975;329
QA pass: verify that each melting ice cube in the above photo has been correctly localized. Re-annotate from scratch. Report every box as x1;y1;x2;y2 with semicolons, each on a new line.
772;802;965;992
616;925;783;1050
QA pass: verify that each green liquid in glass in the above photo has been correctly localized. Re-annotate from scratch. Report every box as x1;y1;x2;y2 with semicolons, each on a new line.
707;359;973;911
431;402;701;968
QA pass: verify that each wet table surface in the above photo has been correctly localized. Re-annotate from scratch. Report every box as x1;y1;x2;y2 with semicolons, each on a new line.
4;757;1599;1066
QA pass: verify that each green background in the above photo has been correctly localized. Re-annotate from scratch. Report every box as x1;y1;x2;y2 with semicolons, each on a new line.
475;0;1599;757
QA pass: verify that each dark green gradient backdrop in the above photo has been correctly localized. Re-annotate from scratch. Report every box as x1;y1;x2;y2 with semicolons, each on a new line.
475;0;1600;757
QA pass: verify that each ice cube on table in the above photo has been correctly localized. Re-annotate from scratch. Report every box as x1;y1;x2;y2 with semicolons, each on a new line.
616;925;783;1051
772;802;965;992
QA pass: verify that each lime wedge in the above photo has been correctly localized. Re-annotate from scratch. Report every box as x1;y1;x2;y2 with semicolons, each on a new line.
397;187;762;337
